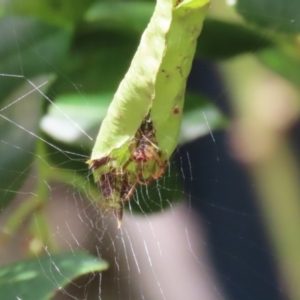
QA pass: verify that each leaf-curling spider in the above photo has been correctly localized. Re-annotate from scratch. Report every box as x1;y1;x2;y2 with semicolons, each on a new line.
90;114;167;227
125;114;167;185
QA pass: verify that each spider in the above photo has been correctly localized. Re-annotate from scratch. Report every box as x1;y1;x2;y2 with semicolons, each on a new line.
125;115;167;185
99;169;137;201
89;114;168;227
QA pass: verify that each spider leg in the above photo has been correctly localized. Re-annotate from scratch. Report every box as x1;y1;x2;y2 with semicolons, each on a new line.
152;167;166;180
120;180;138;202
148;151;167;180
136;174;154;185
136;159;167;186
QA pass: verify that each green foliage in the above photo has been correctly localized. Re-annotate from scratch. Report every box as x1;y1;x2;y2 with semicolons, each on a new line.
0;75;55;209
3;0;96;27
236;0;300;33
0;17;71;103
0;251;108;300
196;19;273;59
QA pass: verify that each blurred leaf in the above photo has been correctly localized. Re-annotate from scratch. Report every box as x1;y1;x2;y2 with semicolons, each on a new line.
197;19;273;60
235;0;300;33
51;26;139;95
0;251;108;300
51;2;151;95
42;136;89;179
40;93;113;148
3;0;95;27
0;16;72;103
85;1;153;33
0;74;55;210
258;43;300;88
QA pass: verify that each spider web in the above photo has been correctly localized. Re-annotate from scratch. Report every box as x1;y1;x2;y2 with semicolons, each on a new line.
0;1;297;300
0;72;222;300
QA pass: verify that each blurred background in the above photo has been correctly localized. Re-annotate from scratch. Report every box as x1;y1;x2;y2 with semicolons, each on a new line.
0;0;300;299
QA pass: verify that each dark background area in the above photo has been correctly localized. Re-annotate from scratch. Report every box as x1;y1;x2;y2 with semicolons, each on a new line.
178;60;284;300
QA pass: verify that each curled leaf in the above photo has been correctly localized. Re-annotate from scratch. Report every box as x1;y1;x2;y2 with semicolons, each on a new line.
88;0;210;225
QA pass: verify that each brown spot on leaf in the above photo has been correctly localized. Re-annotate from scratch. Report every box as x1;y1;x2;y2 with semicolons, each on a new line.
174;0;183;7
176;66;183;77
161;69;170;78
173;105;180;115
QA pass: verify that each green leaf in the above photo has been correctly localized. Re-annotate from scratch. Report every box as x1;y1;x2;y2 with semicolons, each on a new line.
3;0;95;27
0;251;108;300
235;0;300;33
51;26;139;95
258;45;300;88
40;93;113;148
197;19;273;60
90;0;210;163
85;1;153;33
0;74;55;210
52;0;212;226
0;16;72;103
